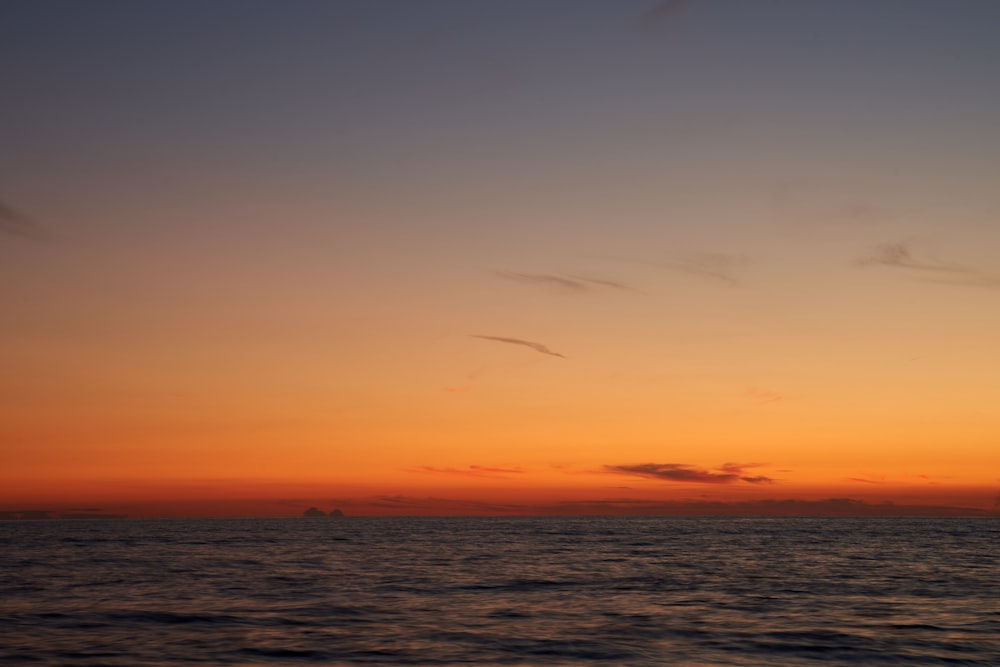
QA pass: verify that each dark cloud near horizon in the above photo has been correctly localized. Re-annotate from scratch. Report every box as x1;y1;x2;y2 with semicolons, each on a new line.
548;497;996;517
472;335;566;358
366;495;523;514
317;495;998;517
0;199;48;241
605;462;774;484
857;242;1000;288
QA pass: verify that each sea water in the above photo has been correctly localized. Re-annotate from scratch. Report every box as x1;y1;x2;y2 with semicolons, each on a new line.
1;516;997;666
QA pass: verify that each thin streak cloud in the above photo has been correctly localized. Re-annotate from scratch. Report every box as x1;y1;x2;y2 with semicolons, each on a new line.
610;252;748;286
859;243;963;273
497;271;590;292
472;335;566;358
605;462;775;484
857;242;1000;288
567;275;637;292
498;271;637;294
662;253;748;286
415;465;525;478
0;199;47;241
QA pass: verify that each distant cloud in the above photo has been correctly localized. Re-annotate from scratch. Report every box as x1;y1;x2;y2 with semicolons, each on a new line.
498;271;590;293
0;198;48;241
365;495;524;514
567;274;637;292
849;472;939;485
326;495;998;517
472;335;566;358
546;497;996;517
601;251;748;286
605;462;775;484
859;243;960;272
857;242;1000;288
745;387;783;404
662;253;748;286
497;270;637;294
415;465;525;478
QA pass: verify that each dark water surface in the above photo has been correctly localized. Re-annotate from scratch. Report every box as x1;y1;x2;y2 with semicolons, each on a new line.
1;517;997;665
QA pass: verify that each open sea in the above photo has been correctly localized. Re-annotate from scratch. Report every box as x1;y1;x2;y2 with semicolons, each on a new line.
1;516;997;666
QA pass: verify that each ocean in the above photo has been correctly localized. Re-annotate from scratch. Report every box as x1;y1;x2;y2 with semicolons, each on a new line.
1;516;997;666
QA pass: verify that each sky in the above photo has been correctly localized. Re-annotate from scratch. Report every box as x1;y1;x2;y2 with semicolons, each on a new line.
2;0;999;517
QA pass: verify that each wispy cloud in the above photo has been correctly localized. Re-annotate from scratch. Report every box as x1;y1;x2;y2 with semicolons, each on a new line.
472;335;566;358
0;198;48;241
601;251;748;286
857;242;1000;288
414;465;525;478
498;271;590;292
567;274;637;292
745;387;784;404
662;253;748;286
605;462;775;484
497;271;637;294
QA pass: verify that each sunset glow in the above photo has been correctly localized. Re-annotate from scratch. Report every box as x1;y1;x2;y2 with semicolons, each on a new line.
2;0;999;517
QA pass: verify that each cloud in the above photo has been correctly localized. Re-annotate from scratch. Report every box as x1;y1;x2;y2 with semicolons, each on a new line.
326;495;998;517
662;253;748;286
472;335;566;358
497;271;637;294
599;251;749;287
364;495;525;514
497;271;590;292
859;243;961;272
745;387;783;404
0;199;48;241
605;462;775;484
850;473;944;485
857;242;1000;288
545;497;997;517
414;465;525;478
567;275;637;292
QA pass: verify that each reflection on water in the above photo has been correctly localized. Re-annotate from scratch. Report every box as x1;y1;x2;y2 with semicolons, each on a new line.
1;517;998;665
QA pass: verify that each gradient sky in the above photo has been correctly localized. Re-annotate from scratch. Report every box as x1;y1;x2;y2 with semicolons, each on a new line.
3;0;999;517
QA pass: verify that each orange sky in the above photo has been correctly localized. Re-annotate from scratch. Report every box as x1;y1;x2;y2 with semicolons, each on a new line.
2;1;999;517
